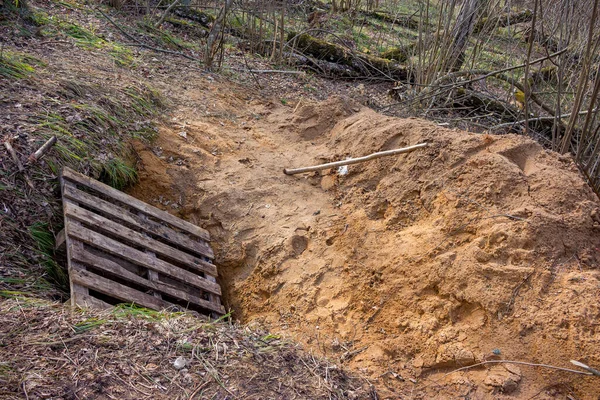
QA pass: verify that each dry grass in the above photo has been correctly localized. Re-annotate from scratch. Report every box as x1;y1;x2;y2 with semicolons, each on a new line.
0;297;375;399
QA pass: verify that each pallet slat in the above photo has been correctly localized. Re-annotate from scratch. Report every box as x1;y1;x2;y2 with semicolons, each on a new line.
61;167;210;242
72;246;225;314
74;292;113;310
61;167;224;315
63;184;214;259
66;222;222;296
71;268;173;311
64;202;218;277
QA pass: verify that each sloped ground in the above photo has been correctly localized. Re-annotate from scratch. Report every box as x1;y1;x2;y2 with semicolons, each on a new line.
0;2;377;399
0;297;374;399
2;1;600;399
129;82;600;398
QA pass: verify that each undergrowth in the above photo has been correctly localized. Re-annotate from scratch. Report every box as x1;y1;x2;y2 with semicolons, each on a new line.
28;222;69;291
1;4;167;298
0;49;44;79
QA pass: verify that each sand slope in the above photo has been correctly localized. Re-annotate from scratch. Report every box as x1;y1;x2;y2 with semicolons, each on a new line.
131;93;600;399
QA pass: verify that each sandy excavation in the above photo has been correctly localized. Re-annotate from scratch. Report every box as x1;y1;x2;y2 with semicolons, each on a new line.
128;83;600;399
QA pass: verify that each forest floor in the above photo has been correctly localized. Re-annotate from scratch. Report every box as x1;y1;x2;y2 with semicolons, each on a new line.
2;1;600;399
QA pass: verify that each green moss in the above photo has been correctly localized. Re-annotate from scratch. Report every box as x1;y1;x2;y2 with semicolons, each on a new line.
29;10;50;26
109;43;135;67
380;43;415;62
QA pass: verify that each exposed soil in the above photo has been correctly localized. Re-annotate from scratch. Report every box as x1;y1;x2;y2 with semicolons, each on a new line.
3;2;600;398
129;75;600;399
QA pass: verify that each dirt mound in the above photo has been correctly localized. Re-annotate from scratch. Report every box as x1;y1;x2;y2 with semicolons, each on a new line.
131;93;600;399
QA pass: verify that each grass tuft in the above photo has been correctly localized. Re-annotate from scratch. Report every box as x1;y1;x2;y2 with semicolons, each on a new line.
112;303;183;321
98;157;138;190
73;317;107;333
28;222;69;292
0;50;43;79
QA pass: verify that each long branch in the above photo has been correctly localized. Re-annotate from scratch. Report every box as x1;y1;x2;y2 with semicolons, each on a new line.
442;359;594;377
96;7;202;63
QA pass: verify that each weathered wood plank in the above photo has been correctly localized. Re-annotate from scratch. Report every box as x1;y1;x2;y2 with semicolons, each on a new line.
63;185;214;259
72;247;225;314
55;228;66;252
71;268;173;311
74;292;113;310
140;211;162;299
61;167;210;242
206;275;222;308
66;223;222;296
61;191;89;308
86;245;143;276
64;202;218;277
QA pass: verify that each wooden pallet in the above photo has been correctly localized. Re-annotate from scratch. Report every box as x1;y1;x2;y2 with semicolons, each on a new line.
59;167;225;316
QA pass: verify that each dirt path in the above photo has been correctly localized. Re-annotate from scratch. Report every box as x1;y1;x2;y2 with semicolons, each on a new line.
130;75;600;399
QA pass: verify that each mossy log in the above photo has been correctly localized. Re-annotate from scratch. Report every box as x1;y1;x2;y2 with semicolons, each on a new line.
380;43;416;62
473;9;533;34
453;88;519;118
172;7;214;28
288;32;410;80
522;27;561;53
531;65;558;84
164;17;208;38
365;11;420;30
284;51;360;77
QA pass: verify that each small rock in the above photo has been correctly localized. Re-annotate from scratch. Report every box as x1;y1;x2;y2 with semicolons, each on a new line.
484;364;521;394
173;356;188;370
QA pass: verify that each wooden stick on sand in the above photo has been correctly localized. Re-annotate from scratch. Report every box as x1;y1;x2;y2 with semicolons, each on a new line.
283;142;429;175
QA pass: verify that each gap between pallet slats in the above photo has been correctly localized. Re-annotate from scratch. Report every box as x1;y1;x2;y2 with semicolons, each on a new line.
71;268;172;311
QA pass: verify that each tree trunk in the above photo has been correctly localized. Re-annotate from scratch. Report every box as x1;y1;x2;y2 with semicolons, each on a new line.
448;0;484;72
205;0;235;70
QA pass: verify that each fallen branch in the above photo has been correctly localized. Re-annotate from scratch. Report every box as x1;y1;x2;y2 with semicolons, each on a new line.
364;10;421;30
154;0;179;28
287;30;409;81
443;359;596;377
490;109;598;130
4;138;35;189
283;143;429;175
473;9;533;34
411;48;568;92
571;360;600;376
4;140;24;172
27;136;56;164
227;67;304;74
96;7;202;63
